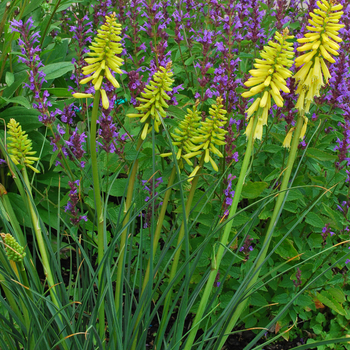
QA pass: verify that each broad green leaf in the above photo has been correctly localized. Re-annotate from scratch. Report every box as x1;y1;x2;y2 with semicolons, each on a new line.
40;62;74;81
316;291;346;316
102;178;128;197
45;88;73;98
0;107;42;132
296;294;313;308
241;181;268;199
167;106;187;119
306;147;337;162
275;239;299;260
5;71;14;86
250;292;267;307
0;96;31;109
264;168;281;182
184;56;195;65
327;287;346;303
305;212;324;228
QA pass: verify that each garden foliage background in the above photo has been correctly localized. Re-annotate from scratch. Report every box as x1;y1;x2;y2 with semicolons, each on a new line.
0;0;350;349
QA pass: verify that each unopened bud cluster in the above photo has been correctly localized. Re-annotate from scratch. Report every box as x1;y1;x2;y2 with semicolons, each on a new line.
7;119;40;173
1;233;26;262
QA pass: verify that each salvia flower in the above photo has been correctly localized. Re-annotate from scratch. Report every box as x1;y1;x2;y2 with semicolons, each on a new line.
10;17;58;125
73;12;124;109
160;101;202;169
287;0;345;148
242;28;294;141
7;119;40;173
65;180;87;225
127;62;174;140
184;96;227;179
1;233;26;262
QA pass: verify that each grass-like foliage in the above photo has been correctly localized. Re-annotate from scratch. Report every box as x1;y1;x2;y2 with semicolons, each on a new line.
0;0;350;349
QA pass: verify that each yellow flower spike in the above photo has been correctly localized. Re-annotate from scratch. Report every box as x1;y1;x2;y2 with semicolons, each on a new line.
293;0;344;114
160;101;202;169
185;97;227;173
73;12;124;109
241;28;294;140
299;116;309;140
127;62;174;140
282;127;296;149
244;118;254;140
245;98;261;118
7;119;40;173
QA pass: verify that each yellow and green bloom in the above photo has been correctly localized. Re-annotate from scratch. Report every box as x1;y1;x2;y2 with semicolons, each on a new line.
183;96;227;180
127;62;174;140
294;0;344;115
242;28;294;141
281;0;344;148
1;233;26;263
160;101;202;169
6;119;40;173
73;12;124;109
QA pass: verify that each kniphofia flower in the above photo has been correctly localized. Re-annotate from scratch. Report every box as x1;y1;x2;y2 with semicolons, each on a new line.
6;119;40;173
1;233;26;263
127;62;174;140
294;0;344;115
283;0;345;148
183;96;228;179
160;101;202;169
242;28;294;140
73;12;124;109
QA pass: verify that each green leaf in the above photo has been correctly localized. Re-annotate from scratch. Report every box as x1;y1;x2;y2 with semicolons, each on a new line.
250;292;267;306
273;293;288;304
241;181;268;199
306;147;337;162
0;107;42;132
40;62;74;81
264;168;281;182
296;294;313;308
0;96;31;109
45;88;73;98
167;106;187;119
327;288;346;303
317;291;346;316
184;56;195;65
275;239;299;260
305;212;324;228
5;71;14;86
102;179;128;197
239;52;254;58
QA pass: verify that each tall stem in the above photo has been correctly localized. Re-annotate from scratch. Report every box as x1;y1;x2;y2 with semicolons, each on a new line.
216;113;304;350
114;136;143;312
155;156;204;350
183;114;259;350
89;91;106;340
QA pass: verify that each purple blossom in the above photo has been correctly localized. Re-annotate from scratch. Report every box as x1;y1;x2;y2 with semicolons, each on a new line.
65;180;88;225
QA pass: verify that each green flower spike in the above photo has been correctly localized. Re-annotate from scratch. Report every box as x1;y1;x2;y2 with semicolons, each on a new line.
183;96;228;180
1;233;26;262
7;119;40;173
73;12;124;109
160;101;202;168
127;62;174;140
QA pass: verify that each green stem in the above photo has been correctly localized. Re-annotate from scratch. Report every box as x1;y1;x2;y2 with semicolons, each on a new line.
183;114;259;350
131;166;176;350
114;136;143;313
215;113;304;350
89;91;106;340
155;156;204;350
